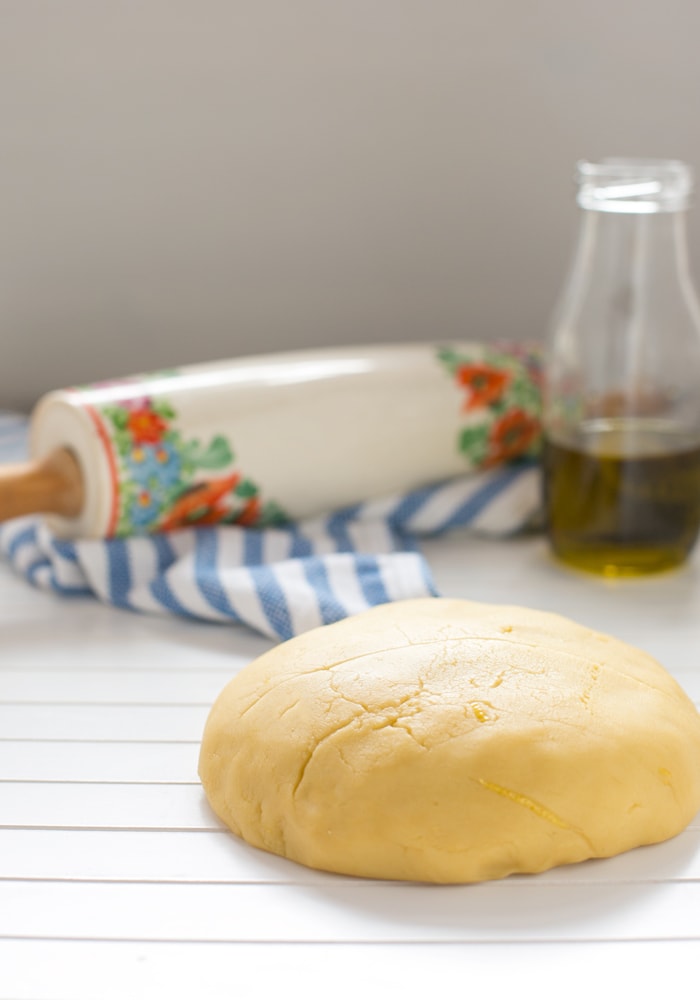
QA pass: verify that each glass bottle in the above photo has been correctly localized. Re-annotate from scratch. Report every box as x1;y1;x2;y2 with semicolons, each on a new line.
543;158;700;576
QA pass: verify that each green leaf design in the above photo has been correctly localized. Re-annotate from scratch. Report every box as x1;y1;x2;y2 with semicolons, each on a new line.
192;435;234;470
103;406;129;431
458;424;490;464
489;397;510;416
508;377;541;412
177;435;233;470
114;429;133;456
257;501;290;527
179;437;201;457
151;400;177;420
234;478;258;499
436;346;468;376
120;480;139;503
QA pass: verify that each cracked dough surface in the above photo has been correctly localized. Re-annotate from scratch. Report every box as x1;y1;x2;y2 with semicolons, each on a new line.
198;598;700;883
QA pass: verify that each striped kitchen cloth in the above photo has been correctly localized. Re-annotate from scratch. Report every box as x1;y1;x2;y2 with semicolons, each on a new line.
0;412;541;640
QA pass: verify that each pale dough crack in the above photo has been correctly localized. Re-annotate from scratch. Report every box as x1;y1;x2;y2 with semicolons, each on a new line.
291;712;365;796
327;672;428;715
477;778;595;852
292;702;430;796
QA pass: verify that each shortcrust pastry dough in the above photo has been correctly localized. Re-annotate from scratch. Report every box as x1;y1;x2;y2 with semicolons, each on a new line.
199;599;700;883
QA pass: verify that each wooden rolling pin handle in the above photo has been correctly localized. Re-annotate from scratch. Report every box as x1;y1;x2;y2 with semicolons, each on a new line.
0;448;84;523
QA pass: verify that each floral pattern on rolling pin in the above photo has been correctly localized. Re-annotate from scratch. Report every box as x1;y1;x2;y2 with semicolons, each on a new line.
437;345;542;468
95;397;287;537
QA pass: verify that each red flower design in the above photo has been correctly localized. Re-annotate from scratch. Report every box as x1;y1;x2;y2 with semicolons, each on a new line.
127;408;168;444
235;495;262;527
485;408;540;465
456;364;511;412
159;473;241;532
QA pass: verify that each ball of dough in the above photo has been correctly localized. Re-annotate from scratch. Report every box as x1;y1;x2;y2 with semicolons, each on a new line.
199;598;700;883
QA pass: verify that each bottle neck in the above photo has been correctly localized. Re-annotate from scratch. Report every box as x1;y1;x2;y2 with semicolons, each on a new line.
572;206;694;306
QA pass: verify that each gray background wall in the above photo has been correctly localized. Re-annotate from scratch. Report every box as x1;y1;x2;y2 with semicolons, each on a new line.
2;0;700;409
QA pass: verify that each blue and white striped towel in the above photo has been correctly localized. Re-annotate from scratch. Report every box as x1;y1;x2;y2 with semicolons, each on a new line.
0;413;541;640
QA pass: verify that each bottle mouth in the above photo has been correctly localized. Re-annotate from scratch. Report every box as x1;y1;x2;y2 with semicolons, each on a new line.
576;158;692;213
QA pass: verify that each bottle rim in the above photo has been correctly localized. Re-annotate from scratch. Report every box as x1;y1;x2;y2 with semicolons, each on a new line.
576;158;692;213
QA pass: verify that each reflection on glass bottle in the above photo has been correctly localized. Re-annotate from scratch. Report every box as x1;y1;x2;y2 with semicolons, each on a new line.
543;159;700;576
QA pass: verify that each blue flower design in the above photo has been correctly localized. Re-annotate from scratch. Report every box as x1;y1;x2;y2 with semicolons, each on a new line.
128;489;162;528
127;442;182;488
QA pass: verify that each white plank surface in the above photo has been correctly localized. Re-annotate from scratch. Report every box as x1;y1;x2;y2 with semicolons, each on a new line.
0;703;209;741
0;940;693;1000
2;533;700;998
5;878;700;943
0;740;198;782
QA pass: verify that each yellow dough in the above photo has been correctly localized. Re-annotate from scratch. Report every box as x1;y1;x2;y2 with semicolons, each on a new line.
198;598;700;883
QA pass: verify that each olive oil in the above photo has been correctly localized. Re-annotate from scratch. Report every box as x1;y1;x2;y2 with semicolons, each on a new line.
543;419;700;576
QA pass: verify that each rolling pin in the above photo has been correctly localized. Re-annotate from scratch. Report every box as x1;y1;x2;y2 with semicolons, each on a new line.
0;342;541;539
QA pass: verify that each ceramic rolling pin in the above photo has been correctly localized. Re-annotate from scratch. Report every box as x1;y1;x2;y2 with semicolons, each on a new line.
0;342;541;539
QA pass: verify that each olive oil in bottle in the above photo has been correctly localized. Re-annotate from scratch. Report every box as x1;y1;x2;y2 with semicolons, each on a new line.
543;419;700;576
543;158;700;575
